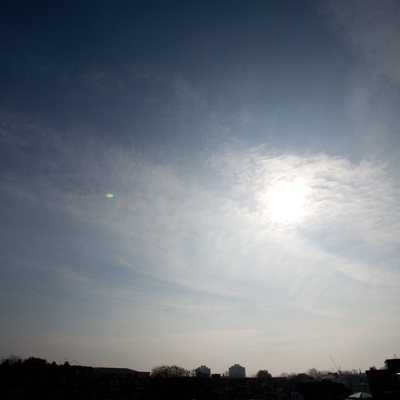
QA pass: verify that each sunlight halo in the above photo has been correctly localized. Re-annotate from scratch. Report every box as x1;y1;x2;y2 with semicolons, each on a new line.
264;181;309;223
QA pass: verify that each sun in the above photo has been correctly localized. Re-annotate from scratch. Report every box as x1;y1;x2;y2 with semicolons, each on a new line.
265;181;309;223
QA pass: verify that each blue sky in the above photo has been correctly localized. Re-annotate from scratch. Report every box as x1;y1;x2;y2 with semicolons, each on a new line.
1;0;399;375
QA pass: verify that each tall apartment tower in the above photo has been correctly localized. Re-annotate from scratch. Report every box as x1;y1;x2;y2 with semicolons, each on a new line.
228;364;246;378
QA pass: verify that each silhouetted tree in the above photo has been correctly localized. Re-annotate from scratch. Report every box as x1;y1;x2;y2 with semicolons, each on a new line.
147;365;223;400
1;354;22;365
151;364;192;378
307;367;330;380
23;356;49;369
257;369;272;379
280;372;297;379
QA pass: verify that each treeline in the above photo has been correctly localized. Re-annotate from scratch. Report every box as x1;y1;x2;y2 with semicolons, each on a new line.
0;357;225;400
0;355;367;400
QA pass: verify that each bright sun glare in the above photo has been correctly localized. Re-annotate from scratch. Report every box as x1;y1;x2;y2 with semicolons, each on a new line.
265;181;309;223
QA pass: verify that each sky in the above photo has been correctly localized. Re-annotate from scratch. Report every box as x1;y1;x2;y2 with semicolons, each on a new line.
0;0;399;376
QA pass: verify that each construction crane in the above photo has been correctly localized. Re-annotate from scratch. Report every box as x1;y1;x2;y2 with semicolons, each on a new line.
330;355;343;373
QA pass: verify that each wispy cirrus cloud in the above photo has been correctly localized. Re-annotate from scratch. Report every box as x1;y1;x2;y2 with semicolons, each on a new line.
2;118;399;302
1;118;399;374
2;0;399;374
323;0;400;166
326;0;400;84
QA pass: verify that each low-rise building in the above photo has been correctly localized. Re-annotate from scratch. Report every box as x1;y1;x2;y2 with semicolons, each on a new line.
366;358;400;399
291;381;352;400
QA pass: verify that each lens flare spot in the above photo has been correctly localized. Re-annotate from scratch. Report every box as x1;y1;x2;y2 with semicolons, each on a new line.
105;193;116;198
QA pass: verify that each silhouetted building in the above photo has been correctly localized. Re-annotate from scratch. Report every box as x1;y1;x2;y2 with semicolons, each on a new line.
295;373;314;383
291;381;352;400
195;365;211;377
228;363;246;378
211;376;273;399
366;358;400;399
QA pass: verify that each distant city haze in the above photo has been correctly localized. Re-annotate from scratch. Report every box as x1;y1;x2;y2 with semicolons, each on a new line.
0;0;399;376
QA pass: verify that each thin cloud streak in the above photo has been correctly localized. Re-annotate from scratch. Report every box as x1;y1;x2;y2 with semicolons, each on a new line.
327;0;400;84
2;122;399;300
324;0;400;168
